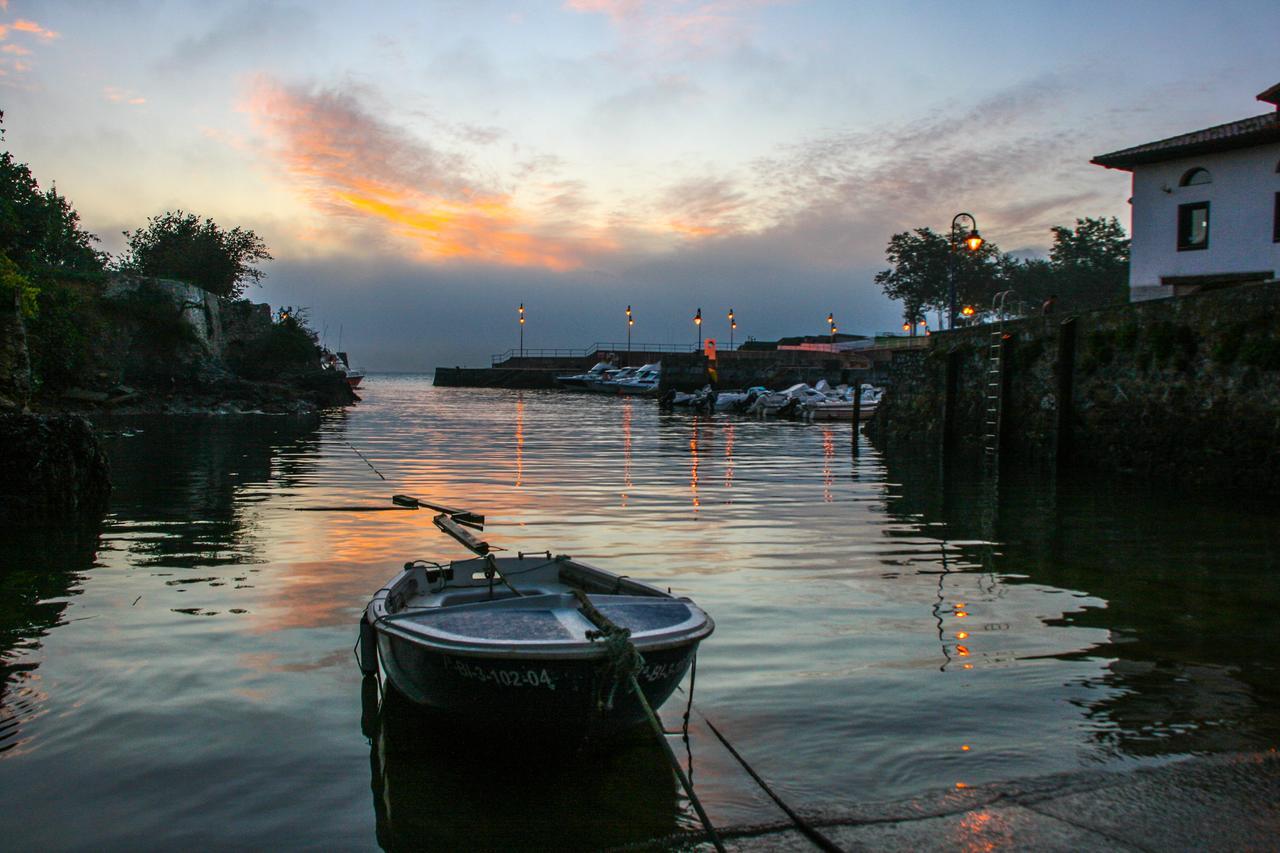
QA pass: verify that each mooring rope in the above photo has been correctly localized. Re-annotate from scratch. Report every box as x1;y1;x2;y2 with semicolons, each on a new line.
345;440;387;481
700;713;843;853
573;590;725;853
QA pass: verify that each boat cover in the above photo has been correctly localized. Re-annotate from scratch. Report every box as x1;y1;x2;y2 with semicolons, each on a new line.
390;595;704;649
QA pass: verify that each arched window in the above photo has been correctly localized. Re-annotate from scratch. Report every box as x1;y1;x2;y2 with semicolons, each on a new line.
1180;167;1211;186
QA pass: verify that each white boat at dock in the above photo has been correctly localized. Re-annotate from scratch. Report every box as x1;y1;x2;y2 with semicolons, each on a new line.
555;361;614;390
610;362;662;395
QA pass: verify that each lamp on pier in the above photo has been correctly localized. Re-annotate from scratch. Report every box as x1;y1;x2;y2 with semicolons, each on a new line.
728;308;736;349
518;303;525;358
948;213;983;330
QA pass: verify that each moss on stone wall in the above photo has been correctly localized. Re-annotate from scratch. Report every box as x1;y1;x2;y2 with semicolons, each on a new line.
868;282;1280;490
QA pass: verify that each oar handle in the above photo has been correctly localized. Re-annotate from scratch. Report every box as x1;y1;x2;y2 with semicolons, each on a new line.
433;513;490;555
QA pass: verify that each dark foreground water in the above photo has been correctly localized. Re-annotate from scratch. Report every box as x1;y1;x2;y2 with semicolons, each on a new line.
2;375;1278;849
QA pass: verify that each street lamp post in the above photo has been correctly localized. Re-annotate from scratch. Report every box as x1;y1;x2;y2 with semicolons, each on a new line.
827;312;836;346
518;302;525;358
694;307;702;353
948;213;983;330
626;305;633;363
728;308;735;349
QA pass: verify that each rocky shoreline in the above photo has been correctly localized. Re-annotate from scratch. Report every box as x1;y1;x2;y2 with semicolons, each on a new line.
1;275;359;523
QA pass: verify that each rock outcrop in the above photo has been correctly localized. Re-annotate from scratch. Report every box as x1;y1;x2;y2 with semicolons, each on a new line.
0;411;110;524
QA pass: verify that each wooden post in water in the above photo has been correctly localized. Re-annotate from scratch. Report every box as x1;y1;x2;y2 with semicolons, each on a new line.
850;383;862;453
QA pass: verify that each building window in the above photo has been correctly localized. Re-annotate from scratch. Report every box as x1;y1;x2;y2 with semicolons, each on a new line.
1179;167;1211;186
1177;202;1209;251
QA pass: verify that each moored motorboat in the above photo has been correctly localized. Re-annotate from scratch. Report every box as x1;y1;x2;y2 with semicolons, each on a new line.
322;349;365;388
357;497;714;735
611;362;662;395
555;361;614;390
583;365;637;392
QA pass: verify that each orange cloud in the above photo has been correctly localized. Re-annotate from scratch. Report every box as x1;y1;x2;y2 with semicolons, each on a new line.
564;0;643;22
10;19;58;40
1;43;28;55
566;0;782;48
103;86;146;105
244;79;616;269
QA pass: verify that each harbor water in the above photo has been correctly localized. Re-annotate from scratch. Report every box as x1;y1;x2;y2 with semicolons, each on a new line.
2;375;1278;849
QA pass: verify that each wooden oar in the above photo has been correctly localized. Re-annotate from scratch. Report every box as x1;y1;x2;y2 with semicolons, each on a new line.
393;494;484;528
295;506;417;512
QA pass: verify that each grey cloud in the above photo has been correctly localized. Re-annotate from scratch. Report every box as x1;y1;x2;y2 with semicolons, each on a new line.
154;2;314;74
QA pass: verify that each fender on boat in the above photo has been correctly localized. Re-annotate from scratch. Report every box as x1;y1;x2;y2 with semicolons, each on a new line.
357;614;379;675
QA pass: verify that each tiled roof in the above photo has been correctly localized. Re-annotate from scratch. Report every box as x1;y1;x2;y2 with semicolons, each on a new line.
1091;112;1280;170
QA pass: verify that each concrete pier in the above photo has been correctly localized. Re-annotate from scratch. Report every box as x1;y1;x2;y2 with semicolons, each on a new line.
669;751;1280;851
434;345;896;392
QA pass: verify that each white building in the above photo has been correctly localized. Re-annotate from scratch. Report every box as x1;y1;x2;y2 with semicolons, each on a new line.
1093;82;1280;302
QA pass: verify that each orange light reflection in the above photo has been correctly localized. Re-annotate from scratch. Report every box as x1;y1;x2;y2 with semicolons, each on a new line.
821;427;834;503
689;417;700;510
514;395;524;487
621;398;632;506
723;421;734;489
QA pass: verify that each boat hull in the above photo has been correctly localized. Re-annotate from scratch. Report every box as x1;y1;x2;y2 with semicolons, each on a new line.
376;629;698;734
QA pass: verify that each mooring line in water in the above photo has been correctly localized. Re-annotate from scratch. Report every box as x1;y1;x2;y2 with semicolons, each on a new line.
573;592;725;852
345;440;387;481
700;713;843;853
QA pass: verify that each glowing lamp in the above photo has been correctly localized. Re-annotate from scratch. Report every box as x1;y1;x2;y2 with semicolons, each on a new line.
964;230;984;252
961;305;975;318
903;323;910;332
694;308;702;326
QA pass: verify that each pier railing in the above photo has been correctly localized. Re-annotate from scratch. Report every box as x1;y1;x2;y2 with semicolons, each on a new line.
492;341;727;366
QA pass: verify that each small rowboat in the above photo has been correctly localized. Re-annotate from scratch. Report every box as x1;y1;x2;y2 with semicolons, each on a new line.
357;497;714;735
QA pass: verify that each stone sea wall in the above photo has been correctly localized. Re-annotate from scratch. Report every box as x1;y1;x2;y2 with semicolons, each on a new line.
868;282;1280;490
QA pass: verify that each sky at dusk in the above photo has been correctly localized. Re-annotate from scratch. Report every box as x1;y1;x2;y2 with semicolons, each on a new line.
6;0;1278;369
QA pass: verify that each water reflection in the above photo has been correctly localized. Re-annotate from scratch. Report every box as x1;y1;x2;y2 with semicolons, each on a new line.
99;414;323;568
879;449;1280;757
621;397;631;504
364;679;682;851
0;415;324;757
514;395;524;488
722;421;734;491
0;523;101;755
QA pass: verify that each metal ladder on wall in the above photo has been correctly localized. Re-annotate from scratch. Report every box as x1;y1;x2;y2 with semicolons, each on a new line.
982;290;1018;463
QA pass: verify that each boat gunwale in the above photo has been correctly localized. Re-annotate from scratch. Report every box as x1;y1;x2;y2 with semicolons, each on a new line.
366;556;714;660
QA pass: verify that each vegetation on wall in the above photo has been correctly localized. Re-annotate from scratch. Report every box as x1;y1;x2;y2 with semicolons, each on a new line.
0;112;332;399
116;211;272;300
226;313;320;380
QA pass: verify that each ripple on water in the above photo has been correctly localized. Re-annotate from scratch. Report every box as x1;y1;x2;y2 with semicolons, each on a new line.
1;377;1279;847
